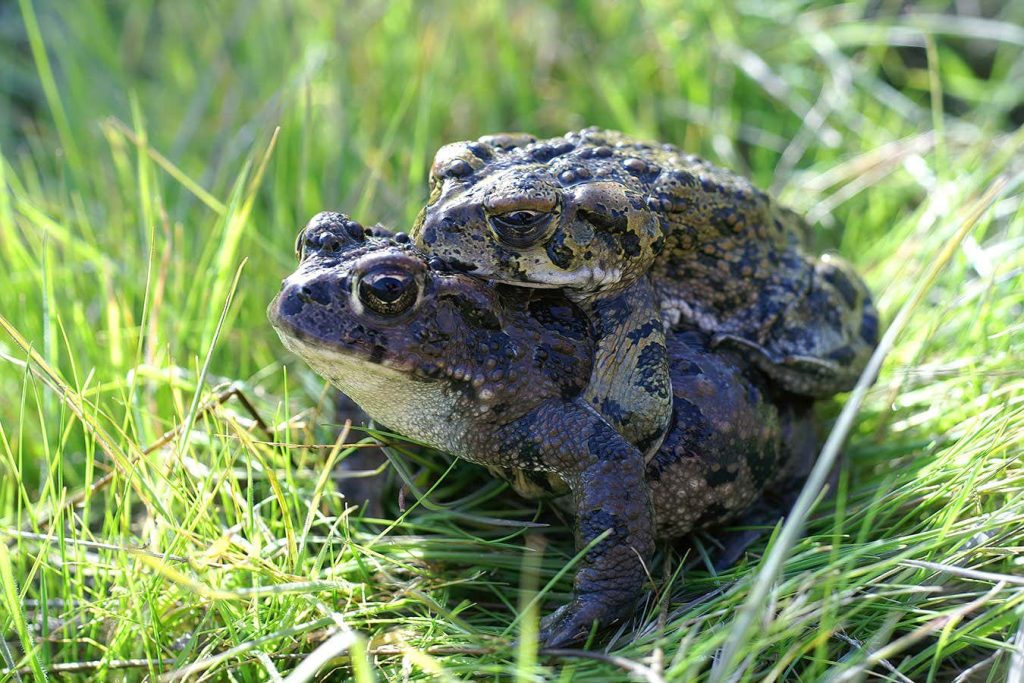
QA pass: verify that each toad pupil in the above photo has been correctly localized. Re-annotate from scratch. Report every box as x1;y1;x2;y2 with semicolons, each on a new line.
499;210;542;227
358;270;416;314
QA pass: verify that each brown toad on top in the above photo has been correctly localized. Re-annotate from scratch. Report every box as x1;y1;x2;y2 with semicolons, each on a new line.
411;128;879;409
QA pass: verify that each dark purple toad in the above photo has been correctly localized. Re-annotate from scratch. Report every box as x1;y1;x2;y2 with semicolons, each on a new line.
269;211;818;647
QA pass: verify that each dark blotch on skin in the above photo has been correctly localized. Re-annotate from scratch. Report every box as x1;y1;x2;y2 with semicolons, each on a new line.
446;258;479;273
697;502;728;524
824;265;860;308
626;319;661;343
368;344;387;365
546;231;576;270
524;468;559;494
860;311;879;345
578;208;629;234
591;295;632;333
598;397;627;425
704;463;740;488
635;343;669;396
827;346;856;364
620;233;642;257
713;206;740;231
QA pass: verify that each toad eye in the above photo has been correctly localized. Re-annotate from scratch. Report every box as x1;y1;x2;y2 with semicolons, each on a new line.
294;229;307;262
488;210;553;248
356;267;420;316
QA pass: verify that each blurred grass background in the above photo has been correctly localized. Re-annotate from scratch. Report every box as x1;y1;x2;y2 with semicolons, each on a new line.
1;0;1023;680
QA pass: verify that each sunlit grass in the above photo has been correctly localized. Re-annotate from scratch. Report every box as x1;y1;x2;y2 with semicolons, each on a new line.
1;1;1023;680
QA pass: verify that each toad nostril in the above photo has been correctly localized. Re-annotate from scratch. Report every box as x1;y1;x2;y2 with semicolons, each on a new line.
297;279;334;305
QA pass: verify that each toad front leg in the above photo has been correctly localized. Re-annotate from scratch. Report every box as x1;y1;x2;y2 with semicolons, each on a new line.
581;278;673;456
496;399;655;648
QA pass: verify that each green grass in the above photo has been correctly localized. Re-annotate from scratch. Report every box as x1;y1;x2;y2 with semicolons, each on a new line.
1;0;1023;680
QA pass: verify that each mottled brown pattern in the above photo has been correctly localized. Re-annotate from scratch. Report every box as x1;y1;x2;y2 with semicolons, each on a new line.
411;127;879;398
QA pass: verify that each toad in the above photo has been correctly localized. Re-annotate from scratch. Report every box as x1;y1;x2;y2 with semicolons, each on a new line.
269;211;817;646
410;128;878;455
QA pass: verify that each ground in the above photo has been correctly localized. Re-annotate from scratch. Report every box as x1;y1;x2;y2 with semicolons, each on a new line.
1;1;1023;680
